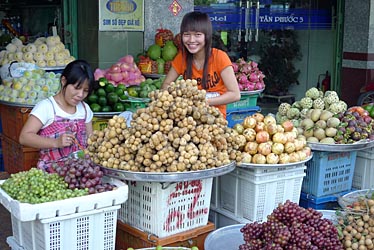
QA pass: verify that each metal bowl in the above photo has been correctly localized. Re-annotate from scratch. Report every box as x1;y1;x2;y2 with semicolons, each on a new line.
101;161;236;182
308;140;374;152
204;224;245;250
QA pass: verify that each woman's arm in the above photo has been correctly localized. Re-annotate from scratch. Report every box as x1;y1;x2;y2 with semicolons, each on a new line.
19;115;70;149
85;121;93;139
161;67;179;90
208;65;241;106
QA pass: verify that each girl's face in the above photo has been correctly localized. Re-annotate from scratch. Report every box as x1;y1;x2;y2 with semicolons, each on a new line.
62;78;90;106
182;31;205;55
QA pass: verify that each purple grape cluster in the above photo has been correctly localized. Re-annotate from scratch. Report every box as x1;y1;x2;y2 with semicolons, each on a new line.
239;200;344;250
55;155;115;194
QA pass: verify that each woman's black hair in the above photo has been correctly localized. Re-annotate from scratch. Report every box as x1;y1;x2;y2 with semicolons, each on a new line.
180;11;212;89
60;59;95;95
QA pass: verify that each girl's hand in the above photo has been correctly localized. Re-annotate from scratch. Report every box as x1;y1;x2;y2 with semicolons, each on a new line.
58;133;75;148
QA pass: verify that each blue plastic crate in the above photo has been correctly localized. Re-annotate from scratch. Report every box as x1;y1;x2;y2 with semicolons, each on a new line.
299;190;353;210
226;93;259;113
302;151;357;197
226;106;261;127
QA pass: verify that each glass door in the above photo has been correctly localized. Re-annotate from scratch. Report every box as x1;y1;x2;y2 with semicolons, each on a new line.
195;0;340;100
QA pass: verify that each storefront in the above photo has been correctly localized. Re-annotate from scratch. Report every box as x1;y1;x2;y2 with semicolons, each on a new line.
195;0;341;102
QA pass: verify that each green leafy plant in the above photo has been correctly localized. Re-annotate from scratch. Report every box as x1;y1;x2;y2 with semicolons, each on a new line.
259;30;302;95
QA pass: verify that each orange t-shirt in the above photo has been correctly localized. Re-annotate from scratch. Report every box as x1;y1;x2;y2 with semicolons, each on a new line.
171;48;232;118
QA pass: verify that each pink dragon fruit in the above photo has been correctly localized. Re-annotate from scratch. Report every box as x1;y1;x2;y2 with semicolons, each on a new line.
238;73;249;84
249;73;259;82
234;58;265;92
232;62;239;73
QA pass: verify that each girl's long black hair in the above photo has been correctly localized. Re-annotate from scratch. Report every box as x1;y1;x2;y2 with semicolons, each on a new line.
61;59;95;95
180;11;212;89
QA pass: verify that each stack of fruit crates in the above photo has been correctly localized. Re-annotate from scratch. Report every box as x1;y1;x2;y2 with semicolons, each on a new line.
1;177;128;250
209;163;307;228
0;104;39;174
115;178;215;249
352;147;374;189
226;92;260;127
300;151;357;209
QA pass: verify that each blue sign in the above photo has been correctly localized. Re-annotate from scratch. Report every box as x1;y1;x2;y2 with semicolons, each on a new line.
194;6;332;30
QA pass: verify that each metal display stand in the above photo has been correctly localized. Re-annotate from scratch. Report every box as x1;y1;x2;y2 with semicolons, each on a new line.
237;155;313;169
307;140;374;152
101;161;236;182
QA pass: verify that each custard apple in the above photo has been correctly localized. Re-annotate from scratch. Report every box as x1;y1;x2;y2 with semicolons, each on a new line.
313;98;325;110
324;93;339;105
319;90;324;98
324;90;338;98
291;119;300;128
300;108;309;118
287;107;300;119
305;87;320;100
278;102;291;116
328;101;347;114
292;101;302;110
300;97;313;109
276;112;289;124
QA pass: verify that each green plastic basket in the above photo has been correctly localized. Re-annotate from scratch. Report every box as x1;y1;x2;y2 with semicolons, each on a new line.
227;93;259;112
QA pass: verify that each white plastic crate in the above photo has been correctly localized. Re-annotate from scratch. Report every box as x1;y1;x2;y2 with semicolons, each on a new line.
353;147;374;189
209;206;249;229
118;178;213;238
0;177;128;221
7;236;22;250
11;205;120;250
212;165;306;222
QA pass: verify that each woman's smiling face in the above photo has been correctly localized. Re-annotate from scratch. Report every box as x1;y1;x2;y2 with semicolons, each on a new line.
182;31;206;54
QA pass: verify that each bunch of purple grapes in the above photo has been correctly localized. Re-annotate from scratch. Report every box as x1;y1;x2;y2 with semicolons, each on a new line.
54;155;115;194
239;200;344;250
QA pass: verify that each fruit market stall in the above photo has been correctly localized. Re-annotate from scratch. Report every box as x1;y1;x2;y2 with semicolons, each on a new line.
83;79;243;249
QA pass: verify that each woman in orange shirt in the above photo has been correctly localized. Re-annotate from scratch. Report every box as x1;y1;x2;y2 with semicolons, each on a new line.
162;11;240;118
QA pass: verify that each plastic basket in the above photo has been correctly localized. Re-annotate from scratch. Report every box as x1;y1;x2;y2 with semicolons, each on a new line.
10;205;120;250
213;164;306;222
353;147;374;189
226;106;261;127
122;99;149;112
7;236;23;250
116;221;214;250
226;93;259;113
299;190;352;210
302;151;357;197
208;207;250;228
118;178;213;238
92;117;109;131
0;134;39;174
0;177;128;221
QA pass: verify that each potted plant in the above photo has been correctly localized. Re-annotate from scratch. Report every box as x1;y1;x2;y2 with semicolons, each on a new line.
258;30;302;96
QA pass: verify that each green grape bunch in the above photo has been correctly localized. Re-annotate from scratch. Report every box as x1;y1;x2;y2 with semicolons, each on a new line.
0;168;88;204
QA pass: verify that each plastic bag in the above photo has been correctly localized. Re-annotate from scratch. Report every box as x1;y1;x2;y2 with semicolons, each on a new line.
0;61;39;79
119;111;133;127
